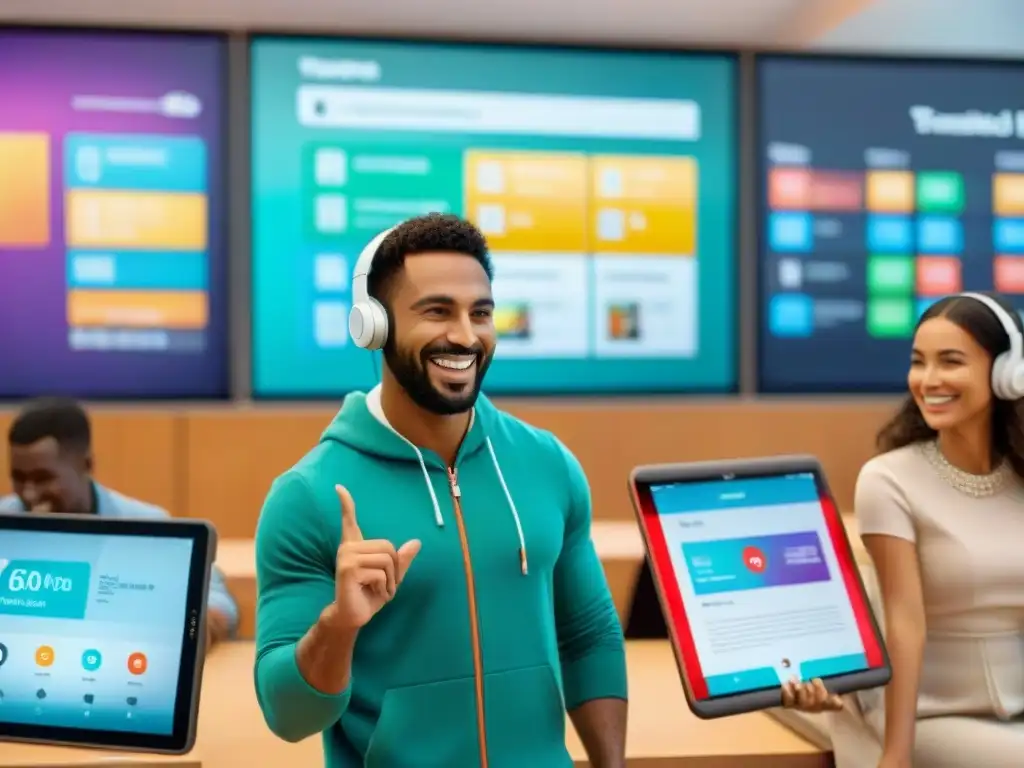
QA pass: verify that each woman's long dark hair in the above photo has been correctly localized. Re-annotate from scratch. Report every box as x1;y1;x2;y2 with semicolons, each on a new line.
876;292;1024;480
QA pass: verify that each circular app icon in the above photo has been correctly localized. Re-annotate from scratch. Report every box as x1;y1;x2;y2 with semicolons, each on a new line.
127;652;148;676
81;649;102;672
742;545;768;574
35;645;55;667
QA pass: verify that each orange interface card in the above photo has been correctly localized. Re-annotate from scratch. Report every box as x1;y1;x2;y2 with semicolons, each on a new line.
0;133;51;247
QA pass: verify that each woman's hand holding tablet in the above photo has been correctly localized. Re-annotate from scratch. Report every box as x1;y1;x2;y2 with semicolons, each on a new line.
781;677;844;713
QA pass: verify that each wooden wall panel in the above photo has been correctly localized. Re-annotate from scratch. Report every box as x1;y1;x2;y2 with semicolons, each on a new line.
181;409;329;537
0;411;180;513
0;401;898;536
183;399;897;538
503;398;894;520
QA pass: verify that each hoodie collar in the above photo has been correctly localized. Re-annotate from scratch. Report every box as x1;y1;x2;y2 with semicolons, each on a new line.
366;384;475;437
322;386;490;468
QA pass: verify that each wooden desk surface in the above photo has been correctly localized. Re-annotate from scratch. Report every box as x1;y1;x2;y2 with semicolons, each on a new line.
215;520;647;575
0;748;199;767
1;642;828;768
215;522;650;639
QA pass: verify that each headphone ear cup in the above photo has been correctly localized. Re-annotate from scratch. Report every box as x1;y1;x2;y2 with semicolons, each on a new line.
1007;360;1024;401
990;352;1014;400
348;302;377;350
362;298;389;352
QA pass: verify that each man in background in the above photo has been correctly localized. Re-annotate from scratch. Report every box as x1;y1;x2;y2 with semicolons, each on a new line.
0;397;238;645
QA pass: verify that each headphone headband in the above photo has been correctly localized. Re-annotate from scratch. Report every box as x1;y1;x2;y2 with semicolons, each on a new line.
348;226;398;351
351;226;396;304
958;292;1023;360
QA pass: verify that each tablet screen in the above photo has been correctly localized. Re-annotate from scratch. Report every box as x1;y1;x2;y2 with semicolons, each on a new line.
0;529;194;736
637;470;885;700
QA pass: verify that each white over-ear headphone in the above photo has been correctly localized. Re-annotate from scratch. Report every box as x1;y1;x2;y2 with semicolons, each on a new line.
958;292;1024;401
348;227;396;351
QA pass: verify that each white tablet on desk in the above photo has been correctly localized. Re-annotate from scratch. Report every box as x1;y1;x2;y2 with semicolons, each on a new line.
629;455;891;719
0;513;216;754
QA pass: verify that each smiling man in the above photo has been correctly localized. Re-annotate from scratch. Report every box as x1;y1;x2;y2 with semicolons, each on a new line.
254;213;628;767
0;398;238;646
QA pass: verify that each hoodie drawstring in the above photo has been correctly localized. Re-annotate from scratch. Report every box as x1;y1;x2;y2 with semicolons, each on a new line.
408;443;445;528
406;436;527;576
485;437;528;576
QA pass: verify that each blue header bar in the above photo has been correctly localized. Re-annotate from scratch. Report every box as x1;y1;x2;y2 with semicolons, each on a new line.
64;133;207;192
651;474;818;515
67;251;207;291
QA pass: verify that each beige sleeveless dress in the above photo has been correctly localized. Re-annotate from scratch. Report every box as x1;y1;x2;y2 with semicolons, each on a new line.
830;444;1024;767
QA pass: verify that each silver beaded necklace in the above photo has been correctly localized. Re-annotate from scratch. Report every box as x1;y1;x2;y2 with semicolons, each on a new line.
920;440;1013;498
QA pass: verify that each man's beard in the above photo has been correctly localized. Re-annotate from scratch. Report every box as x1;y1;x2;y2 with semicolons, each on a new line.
384;339;492;416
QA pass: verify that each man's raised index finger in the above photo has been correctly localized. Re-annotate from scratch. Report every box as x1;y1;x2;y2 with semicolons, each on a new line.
336;484;363;541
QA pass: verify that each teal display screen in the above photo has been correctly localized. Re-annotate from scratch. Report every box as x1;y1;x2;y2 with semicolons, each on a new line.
251;38;737;396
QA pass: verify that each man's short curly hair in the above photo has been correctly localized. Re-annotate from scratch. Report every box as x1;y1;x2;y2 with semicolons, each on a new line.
9;397;91;454
367;213;493;304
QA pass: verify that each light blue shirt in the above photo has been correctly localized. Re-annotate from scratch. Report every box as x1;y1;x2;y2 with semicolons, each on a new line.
0;483;239;633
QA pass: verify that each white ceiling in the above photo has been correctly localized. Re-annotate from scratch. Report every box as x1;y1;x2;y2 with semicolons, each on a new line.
0;0;1020;54
0;0;869;46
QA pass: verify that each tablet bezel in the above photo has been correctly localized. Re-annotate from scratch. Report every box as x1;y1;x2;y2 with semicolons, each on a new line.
629;455;891;719
0;513;215;754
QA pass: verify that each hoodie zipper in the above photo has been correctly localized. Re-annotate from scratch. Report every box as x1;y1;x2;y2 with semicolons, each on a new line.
448;466;489;768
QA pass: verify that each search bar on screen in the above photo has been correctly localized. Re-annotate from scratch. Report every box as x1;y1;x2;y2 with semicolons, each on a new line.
296;85;701;141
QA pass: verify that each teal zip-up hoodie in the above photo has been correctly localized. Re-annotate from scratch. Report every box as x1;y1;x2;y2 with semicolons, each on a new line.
254;388;627;767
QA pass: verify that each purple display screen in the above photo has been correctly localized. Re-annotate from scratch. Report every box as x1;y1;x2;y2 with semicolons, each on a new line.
0;29;228;398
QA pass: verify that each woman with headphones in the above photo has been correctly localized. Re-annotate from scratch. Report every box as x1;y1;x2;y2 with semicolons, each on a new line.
830;292;1024;767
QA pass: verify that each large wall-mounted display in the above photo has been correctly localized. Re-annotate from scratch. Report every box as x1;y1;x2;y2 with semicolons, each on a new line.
758;55;1024;393
0;29;228;399
251;37;737;397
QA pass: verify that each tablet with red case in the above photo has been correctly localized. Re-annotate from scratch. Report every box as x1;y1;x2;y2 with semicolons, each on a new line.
629;455;890;719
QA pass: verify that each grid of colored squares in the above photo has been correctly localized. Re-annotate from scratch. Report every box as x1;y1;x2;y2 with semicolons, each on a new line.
768;168;1024;295
768;213;967;255
865;256;951;338
992;173;1024;294
767;258;959;340
63;133;210;335
768;167;1024;339
768;169;967;255
768;168;964;214
465;150;698;256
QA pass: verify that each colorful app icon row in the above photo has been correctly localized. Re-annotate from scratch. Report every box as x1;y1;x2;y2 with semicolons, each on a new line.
22;644;148;675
